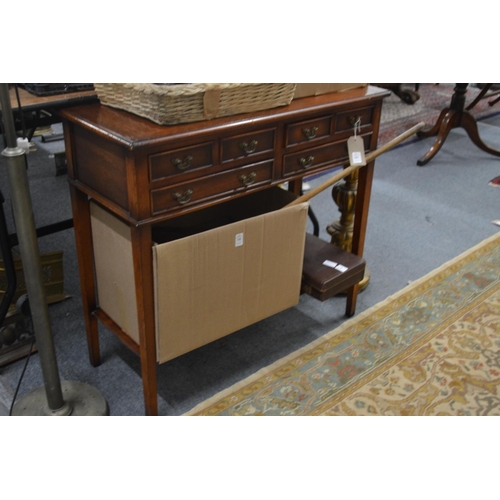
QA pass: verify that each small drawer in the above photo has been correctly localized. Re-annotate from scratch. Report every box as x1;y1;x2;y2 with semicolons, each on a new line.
283;135;371;176
335;106;374;134
286;115;332;147
151;160;274;214
149;142;214;181
221;129;275;163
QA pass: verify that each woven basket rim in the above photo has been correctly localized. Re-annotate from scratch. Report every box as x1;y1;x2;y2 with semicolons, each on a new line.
96;83;291;97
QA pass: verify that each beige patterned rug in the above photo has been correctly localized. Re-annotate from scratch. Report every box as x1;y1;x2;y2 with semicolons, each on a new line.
187;232;500;416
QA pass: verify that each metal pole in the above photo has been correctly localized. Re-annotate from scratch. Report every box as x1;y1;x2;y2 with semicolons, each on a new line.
0;83;70;414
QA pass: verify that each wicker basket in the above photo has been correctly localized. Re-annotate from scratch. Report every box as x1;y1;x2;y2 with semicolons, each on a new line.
94;83;297;125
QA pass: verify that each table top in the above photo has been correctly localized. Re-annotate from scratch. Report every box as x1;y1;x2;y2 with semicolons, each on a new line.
60;85;390;150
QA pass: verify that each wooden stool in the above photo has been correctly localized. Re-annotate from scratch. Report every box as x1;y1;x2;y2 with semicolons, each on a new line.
301;233;366;317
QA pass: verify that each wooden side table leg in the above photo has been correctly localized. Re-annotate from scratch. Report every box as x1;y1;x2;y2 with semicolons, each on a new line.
351;160;374;259
345;283;359;317
461;111;500;157
417;108;450;138
130;224;158;416
417;110;458;166
69;186;101;366
465;84;493;111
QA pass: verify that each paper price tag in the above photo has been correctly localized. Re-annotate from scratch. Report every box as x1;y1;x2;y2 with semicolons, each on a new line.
347;136;366;167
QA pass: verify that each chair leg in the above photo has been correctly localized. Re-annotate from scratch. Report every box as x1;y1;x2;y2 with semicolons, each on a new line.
308;206;320;237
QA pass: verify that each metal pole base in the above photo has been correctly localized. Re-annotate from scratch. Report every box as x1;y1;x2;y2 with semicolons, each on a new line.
11;381;109;416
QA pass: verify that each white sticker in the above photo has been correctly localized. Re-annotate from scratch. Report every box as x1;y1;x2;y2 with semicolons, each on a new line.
351;151;363;165
323;260;338;269
235;233;244;247
336;264;348;273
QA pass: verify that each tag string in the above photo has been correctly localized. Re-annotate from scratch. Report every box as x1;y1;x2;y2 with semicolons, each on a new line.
354;117;361;137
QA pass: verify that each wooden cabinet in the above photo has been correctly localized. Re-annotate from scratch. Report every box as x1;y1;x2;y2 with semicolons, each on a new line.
61;85;389;415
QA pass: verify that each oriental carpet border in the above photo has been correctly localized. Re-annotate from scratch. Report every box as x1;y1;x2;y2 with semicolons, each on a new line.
187;231;500;416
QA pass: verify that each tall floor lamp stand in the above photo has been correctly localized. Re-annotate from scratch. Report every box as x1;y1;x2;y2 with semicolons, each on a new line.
0;83;108;416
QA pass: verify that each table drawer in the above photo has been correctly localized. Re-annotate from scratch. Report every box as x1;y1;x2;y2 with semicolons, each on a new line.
221;129;275;163
151;160;274;214
335;105;374;134
149;142;215;182
286;115;332;147
283;134;371;176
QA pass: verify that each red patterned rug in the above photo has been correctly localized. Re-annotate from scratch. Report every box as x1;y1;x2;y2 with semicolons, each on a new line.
378;83;500;145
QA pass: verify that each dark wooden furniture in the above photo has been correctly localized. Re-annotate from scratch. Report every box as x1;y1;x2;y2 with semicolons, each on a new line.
2;85;97;138
373;84;420;104
465;84;500;110
417;83;500;166
60;85;389;415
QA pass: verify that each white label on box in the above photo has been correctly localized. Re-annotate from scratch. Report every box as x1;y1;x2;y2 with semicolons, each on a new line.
323;260;338;269
235;233;244;247
336;264;348;273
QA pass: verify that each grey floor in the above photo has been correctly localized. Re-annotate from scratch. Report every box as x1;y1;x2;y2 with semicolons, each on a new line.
1;112;499;416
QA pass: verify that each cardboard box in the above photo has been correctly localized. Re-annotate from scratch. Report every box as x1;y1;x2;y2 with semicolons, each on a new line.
90;188;309;363
293;83;367;99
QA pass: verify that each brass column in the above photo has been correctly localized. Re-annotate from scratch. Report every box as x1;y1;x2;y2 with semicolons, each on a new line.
327;168;370;290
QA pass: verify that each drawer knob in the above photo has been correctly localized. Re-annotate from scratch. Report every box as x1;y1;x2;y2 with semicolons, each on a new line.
171;155;193;171
299;156;314;169
239;140;258;155
302;126;318;140
171;189;193;205
238;172;257;186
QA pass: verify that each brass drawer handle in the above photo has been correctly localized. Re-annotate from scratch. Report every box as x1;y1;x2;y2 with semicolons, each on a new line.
239;140;258;155
171;189;193;205
299;156;314;169
238;172;257;186
171;155;193;171
302;126;318;140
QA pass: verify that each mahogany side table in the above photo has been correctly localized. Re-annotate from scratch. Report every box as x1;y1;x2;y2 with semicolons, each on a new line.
60;85;389;415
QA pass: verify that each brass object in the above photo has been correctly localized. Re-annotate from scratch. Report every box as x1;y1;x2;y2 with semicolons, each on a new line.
171;189;193;205
299;156;314;168
238;172;257;186
288;122;428;294
302;126;318;140
171;155;193;171
327;169;369;291
239;140;258;155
